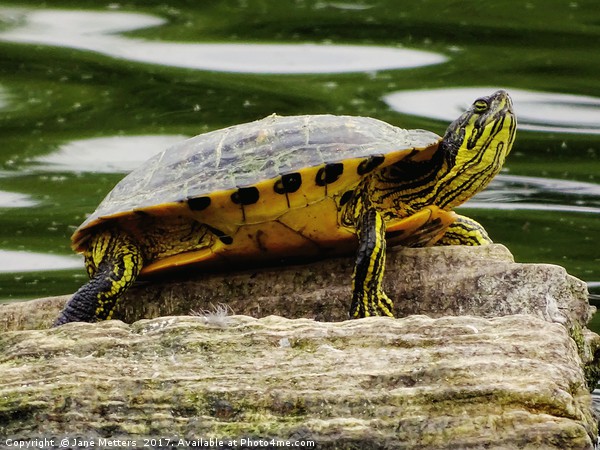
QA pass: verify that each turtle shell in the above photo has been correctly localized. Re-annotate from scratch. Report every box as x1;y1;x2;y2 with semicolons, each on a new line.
73;114;443;266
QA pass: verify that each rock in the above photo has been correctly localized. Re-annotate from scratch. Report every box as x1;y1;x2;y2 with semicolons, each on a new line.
0;315;597;449
119;243;590;326
1;244;598;448
0;295;68;332
0;245;591;329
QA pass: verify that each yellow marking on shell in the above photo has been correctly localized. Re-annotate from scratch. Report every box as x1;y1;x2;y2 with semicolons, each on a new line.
277;197;356;248
220;222;323;260
72;143;430;255
180;148;426;230
240;176;312;222
142;246;219;275
184;157;377;229
141;219;340;274
142;198;360;274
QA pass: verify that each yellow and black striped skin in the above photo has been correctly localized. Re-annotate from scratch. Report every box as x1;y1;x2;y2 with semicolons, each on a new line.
54;231;142;325
342;90;515;317
436;215;492;246
350;208;394;317
54;90;515;325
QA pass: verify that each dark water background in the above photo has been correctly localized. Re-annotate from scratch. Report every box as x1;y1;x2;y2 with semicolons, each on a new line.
0;1;599;329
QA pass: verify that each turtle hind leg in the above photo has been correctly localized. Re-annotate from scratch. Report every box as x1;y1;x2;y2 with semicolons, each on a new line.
53;230;143;326
436;214;493;246
349;208;394;318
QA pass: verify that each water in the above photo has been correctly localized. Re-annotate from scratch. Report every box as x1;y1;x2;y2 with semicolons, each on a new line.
0;1;598;317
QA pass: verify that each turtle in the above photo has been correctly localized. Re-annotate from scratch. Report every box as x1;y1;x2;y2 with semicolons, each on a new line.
54;89;516;326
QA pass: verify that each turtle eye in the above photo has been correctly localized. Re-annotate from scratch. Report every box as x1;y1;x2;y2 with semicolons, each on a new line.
474;99;489;112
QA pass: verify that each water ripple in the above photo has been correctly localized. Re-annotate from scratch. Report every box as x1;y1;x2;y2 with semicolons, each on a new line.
0;8;446;74
0;191;37;208
464;174;600;214
32;135;187;173
383;87;600;135
0;250;81;273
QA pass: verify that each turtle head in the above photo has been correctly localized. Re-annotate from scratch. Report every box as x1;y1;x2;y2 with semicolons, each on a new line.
437;90;516;209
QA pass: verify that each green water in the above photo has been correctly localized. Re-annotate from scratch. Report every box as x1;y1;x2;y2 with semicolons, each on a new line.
0;1;599;313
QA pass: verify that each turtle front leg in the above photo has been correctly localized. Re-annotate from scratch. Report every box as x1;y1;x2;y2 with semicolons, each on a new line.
53;230;143;326
435;214;493;246
349;208;394;318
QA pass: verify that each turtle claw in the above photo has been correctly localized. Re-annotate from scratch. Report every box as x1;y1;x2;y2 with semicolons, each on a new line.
376;293;395;317
350;290;395;318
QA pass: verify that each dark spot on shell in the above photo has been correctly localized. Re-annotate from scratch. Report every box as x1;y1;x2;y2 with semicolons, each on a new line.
187;196;211;211
357;155;385;175
231;187;260;205
274;172;302;194
316;163;343;186
339;190;354;206
219;236;233;245
405;148;421;159
206;225;233;245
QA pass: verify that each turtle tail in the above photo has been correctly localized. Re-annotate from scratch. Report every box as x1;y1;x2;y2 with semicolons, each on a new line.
53;230;143;326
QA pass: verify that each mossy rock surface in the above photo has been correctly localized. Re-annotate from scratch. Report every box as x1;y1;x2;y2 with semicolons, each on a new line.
1;245;598;448
0;314;597;449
